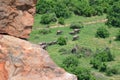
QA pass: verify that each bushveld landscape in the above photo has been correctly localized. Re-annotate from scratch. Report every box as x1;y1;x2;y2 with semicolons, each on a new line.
29;0;120;80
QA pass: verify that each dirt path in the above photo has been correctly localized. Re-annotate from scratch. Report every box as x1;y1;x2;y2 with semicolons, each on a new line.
35;19;107;29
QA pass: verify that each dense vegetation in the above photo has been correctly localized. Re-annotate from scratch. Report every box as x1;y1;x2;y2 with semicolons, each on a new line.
36;0;114;25
106;0;120;27
29;0;120;80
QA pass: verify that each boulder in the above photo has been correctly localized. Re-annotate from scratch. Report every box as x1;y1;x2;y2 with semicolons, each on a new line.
56;30;63;35
0;35;77;80
0;0;36;39
0;0;78;80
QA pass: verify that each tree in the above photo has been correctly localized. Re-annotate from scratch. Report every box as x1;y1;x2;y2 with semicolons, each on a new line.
54;2;71;18
40;13;57;24
106;1;120;27
36;0;54;14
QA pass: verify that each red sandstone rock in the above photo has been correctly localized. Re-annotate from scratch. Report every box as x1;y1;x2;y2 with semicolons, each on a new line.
0;0;36;39
0;35;77;80
0;0;77;80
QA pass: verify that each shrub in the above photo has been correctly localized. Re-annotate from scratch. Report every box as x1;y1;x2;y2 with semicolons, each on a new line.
96;27;109;38
62;56;79;68
57;37;67;45
106;1;120;27
106;64;120;76
40;13;57;24
39;29;51;34
70;22;84;29
62;56;96;80
99;63;107;72
96;48;114;62
73;67;96;80
90;58;102;69
83;6;96;17
54;2;71;18
106;67;113;76
58;17;65;25
91;48;114;69
116;30;120;40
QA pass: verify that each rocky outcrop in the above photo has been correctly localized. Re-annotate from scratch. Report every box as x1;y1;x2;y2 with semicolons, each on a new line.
0;0;77;80
0;35;77;80
0;0;36;39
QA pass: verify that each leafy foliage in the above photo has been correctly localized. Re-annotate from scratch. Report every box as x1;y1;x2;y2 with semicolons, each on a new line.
70;22;84;29
58;17;65;25
106;0;120;27
91;48;114;69
62;56;96;80
57;37;67;45
36;0;112;18
62;56;79;68
96;27;109;38
116;30;120;40
54;2;71;18
99;63;107;72
106;64;120;76
40;13;57;24
39;29;51;35
73;67;96;80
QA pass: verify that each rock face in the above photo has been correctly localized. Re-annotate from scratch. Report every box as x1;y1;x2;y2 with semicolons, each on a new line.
0;0;36;39
0;0;77;80
0;35;77;80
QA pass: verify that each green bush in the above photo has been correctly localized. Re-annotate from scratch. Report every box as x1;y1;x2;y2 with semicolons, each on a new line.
83;6;96;17
91;48;114;69
70;22;84;29
96;27;109;38
62;56;96;80
58;17;65;25
90;58;102;69
57;37;67;45
98;48;114;61
66;67;96;80
106;67;113;76
40;13;57;24
62;56;79;68
54;2;71;18
106;1;120;27
106;64;120;76
99;63;107;72
74;67;96;80
116;30;120;40
39;29;51;35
